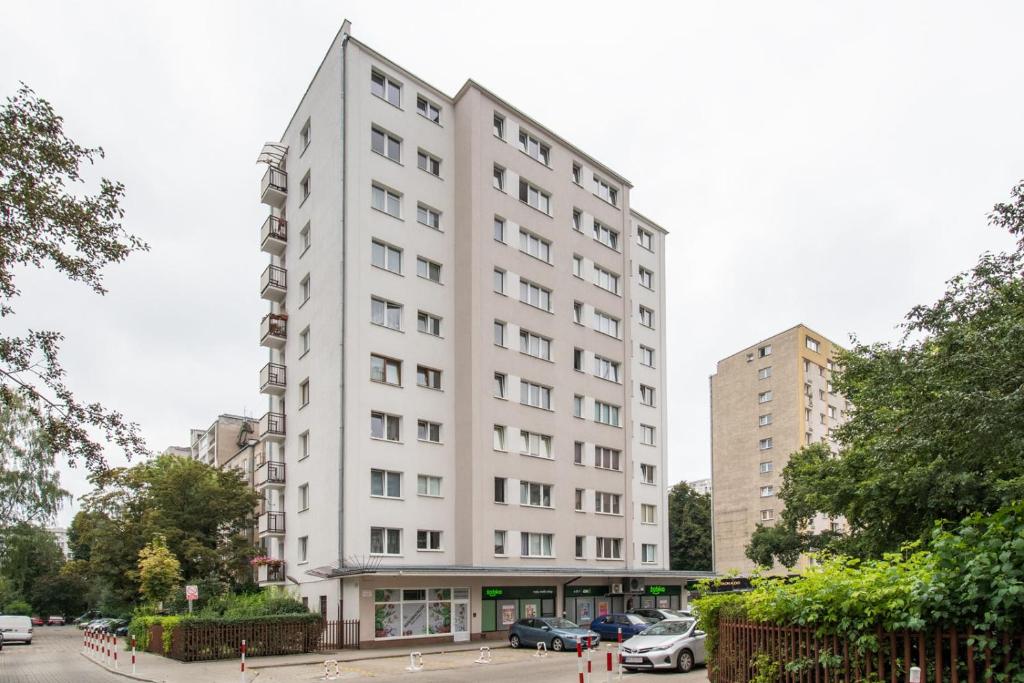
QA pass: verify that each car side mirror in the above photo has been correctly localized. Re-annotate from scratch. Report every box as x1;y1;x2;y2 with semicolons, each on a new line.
541;625;551;631
695;630;706;637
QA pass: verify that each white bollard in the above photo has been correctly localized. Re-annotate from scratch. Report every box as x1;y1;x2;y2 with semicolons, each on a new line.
909;667;922;683
474;646;492;664
405;651;424;672
534;641;548;657
321;659;341;680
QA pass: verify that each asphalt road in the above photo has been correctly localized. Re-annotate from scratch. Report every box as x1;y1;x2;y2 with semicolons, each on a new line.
0;625;121;683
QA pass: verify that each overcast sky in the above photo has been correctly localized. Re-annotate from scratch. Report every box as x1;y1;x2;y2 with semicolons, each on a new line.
3;1;1022;526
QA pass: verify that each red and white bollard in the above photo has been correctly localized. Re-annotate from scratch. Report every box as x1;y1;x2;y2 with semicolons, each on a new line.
577;641;585;683
131;636;137;674
606;649;614;682
240;639;247;683
586;636;593;682
113;635;119;669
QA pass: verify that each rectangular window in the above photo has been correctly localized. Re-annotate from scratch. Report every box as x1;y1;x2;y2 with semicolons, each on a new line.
417;311;441;336
417;149;441;176
493;320;506;346
641;504;656;525
573;348;583;371
572;254;583;278
416;365;441;390
573;301;584;324
370;354;401;385
492;267;505;294
574;441;584;465
370;70;401;106
761;509;775;522
300;223;311;252
298;483;309;511
369;526;401;555
759;461;773;474
416;530;442;551
639;305;654;328
758;390;773;404
760;485;775;497
596;537;622;559
593;355;620;382
518;179;551;214
520;481;552;507
417;420;441;443
300;274;311;303
371;126;401;161
759;437;773;450
594;266;620;294
806;336;820;352
416;257;442;283
493;372;507;398
370;411;401;442
370;469;401;498
640;463;656;484
300;326;310;354
300;379;310;407
493;424;506;451
519;279;552;311
641;544;657;563
493;216;505;242
519;430;552;459
640;424;655;445
521;532;554;558
417;475;441;497
640;384;656;406
594;446;621;471
594;491;621;515
371;297;402;330
828;405;838;419
759;413;773;426
758;344;772;358
592;220;619;250
371;183;401;218
493;113;505;139
594;401;620;426
371;239;402;274
594;175;618;206
519;229;551;262
416;96;440;123
575;535;585;559
417;204;441;230
299;431;310;460
573;394;584;418
572;208;582;231
494;530;507;555
638;266;653;289
640;346;655;367
300;172;311;200
572;163;582;185
574;488;584;512
493;477;507;504
519;330;552;360
518;130;551;165
298;536;308;562
300;119;311;150
493;164;505;191
594;311;620;337
637;228;653;250
758;366;772;380
519;380;552;410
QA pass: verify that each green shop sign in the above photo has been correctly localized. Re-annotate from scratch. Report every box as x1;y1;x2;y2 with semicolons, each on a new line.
565;585;612;597
643;584;682;596
482;586;556;600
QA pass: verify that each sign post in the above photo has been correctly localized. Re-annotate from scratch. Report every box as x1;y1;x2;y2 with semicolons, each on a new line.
185;584;199;614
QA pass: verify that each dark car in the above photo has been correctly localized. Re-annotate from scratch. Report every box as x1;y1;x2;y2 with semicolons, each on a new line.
101;619;129;635
588;613;656;640
508;617;601;652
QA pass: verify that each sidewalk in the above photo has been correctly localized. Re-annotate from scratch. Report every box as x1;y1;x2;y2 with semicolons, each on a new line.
80;638;510;682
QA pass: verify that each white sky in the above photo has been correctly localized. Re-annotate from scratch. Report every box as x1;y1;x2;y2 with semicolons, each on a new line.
2;1;1022;526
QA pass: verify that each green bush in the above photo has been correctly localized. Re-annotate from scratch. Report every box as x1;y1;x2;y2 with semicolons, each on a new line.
195;586;307;618
4;599;32;616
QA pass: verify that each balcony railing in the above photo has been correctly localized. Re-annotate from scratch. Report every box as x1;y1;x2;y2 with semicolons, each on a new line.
259;411;286;441
260;166;287;208
258;511;285;534
260;313;287;348
257;561;286;583
260;265;287;302
260;216;287;255
259;362;286;395
254;460;286;487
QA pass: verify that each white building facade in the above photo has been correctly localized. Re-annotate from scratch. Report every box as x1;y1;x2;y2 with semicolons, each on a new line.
255;21;696;646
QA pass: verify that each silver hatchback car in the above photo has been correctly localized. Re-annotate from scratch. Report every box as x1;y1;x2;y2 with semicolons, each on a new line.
619;618;706;672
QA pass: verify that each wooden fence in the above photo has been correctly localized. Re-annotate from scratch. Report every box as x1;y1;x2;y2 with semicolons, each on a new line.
316;619;360;651
712;620;1024;683
159;618;325;661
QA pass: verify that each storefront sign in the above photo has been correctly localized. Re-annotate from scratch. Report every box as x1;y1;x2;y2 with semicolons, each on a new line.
596;600;610;616
643;584;682;597
565;585;612;597
481;586;555;600
500;604;516;626
685;577;752;593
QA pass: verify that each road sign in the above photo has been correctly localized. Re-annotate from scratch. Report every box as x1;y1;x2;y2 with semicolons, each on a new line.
185;585;199;601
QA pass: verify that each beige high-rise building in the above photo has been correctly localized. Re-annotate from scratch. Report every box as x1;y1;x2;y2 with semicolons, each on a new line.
710;324;849;575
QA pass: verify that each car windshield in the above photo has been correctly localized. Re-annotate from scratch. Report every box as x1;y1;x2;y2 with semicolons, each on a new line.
628;614;657;624
641;619;695;636
542;618;579;629
662;610;691;618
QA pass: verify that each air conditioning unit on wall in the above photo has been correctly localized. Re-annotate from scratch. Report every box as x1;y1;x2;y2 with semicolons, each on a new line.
628;578;645;593
610;583;623;595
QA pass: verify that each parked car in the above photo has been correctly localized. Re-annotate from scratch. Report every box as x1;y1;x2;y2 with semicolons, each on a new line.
30;616;44;627
628;607;692;622
47;616;65;626
508;617;601;652
102;619;129;635
588;613;656;640
0;615;34;644
619;618;707;673
75;610;103;628
86;618;115;632
0;630;5;651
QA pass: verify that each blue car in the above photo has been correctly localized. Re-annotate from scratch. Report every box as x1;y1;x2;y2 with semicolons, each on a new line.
508;617;601;652
588;613;656;640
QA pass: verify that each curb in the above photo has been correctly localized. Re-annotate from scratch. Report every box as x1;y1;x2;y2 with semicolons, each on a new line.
250;643;511;671
78;650;164;683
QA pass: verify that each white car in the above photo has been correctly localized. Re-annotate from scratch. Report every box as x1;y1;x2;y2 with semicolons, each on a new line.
628;607;693;622
0;615;33;645
619;618;705;672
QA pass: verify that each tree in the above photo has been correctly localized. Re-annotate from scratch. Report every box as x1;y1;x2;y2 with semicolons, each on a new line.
137;536;181;607
0;391;69;525
0;84;148;473
748;180;1024;564
668;482;712;571
0;523;63;599
29;571;88;618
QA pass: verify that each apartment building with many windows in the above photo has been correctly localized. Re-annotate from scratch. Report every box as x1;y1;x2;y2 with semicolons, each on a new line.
709;324;848;575
255;21;698;645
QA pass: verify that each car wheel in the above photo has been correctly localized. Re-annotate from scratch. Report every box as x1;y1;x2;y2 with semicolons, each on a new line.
550;637;564;652
677;649;694;672
509;634;521;648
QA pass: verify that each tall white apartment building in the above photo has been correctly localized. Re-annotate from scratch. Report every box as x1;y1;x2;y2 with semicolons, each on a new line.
255;21;695;646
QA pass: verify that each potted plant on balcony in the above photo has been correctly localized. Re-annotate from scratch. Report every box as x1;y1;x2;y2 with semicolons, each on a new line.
249;555;284;568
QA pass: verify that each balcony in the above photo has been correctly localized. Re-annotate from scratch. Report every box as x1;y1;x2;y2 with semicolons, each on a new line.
260;216;287;256
260;166;287;208
254;460;286;488
260;362;286;395
257;561;287;584
260;314;287;349
259;411;286;442
258;511;285;535
261;265;287;302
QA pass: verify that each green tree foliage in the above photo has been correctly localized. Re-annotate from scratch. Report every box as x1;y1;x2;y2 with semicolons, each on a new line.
748;181;1024;565
0;84;148;473
668;482;712;571
138;536;182;607
29;571;88;618
0;391;69;525
73;453;258;607
0;523;63;598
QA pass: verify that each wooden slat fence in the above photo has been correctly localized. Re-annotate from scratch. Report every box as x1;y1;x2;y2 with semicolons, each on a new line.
316;619;360;651
159;618;325;661
711;620;1024;683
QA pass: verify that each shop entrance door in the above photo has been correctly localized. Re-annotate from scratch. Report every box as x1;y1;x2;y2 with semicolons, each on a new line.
497;600;518;631
452;588;470;642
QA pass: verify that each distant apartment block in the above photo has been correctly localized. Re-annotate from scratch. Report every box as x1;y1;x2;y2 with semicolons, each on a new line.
189;413;258;468
710;324;848;575
687;478;712;496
